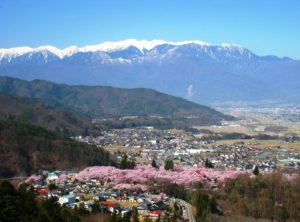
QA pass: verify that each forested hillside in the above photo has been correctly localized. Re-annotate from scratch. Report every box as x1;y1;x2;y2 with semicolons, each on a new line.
0;119;112;177
0;93;100;136
0;76;230;125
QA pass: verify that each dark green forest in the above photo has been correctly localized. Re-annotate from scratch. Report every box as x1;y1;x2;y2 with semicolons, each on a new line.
0;180;80;222
0;119;112;177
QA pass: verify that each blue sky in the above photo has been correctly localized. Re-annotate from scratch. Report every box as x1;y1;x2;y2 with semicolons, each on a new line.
0;0;299;59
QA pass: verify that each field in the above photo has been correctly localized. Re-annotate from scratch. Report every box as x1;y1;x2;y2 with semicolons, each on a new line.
103;145;141;154
103;145;150;164
194;125;255;135
206;139;300;150
105;199;139;208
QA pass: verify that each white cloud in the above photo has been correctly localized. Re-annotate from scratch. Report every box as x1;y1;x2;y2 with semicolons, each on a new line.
187;84;193;97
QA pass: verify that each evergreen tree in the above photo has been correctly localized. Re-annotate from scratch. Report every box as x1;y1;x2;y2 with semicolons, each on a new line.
120;155;129;169
91;201;100;214
204;158;214;168
110;211;116;222
173;201;180;219
144;216;151;222
120;155;136;169
48;183;57;191
194;190;210;222
132;206;139;222
116;211;122;222
0;180;80;222
164;159;174;171
76;202;87;215
193;184;218;222
129;159;136;169
152;159;158;168
122;213;131;222
253;166;260;176
156;213;161;222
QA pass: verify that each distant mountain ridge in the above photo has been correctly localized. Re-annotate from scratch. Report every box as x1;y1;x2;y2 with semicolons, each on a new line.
0;39;244;60
0;76;228;125
1;39;299;105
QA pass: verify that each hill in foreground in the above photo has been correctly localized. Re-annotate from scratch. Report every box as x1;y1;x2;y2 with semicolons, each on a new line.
0;119;112;178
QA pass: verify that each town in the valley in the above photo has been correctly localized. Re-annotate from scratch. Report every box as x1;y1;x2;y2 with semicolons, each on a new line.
25;109;300;221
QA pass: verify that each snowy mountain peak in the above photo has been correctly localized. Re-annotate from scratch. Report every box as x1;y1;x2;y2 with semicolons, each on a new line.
0;47;33;60
0;40;297;105
0;39;247;61
61;45;80;57
84;39;169;52
33;45;62;58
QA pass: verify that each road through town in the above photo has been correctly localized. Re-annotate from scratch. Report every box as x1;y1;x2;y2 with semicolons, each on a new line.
177;199;196;222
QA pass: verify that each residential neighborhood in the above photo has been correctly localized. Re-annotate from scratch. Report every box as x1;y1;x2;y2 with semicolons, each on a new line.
26;170;190;221
75;127;300;172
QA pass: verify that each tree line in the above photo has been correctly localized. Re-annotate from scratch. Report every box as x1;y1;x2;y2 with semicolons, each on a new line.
192;172;300;222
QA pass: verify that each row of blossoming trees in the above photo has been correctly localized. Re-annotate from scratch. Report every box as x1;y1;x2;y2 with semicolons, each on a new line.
67;164;250;191
27;163;300;221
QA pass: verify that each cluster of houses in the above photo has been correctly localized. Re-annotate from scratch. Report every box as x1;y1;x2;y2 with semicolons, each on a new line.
75;128;300;172
29;171;181;221
200;143;300;171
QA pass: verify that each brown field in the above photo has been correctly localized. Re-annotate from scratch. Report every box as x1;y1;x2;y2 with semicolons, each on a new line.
206;139;300;150
118;201;139;208
135;157;150;164
194;125;256;135
103;145;141;154
103;145;150;164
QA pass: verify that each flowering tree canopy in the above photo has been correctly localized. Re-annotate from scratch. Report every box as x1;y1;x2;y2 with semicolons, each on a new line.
75;165;249;189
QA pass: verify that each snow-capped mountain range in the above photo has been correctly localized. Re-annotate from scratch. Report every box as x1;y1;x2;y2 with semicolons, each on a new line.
0;39;299;105
0;39;247;61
